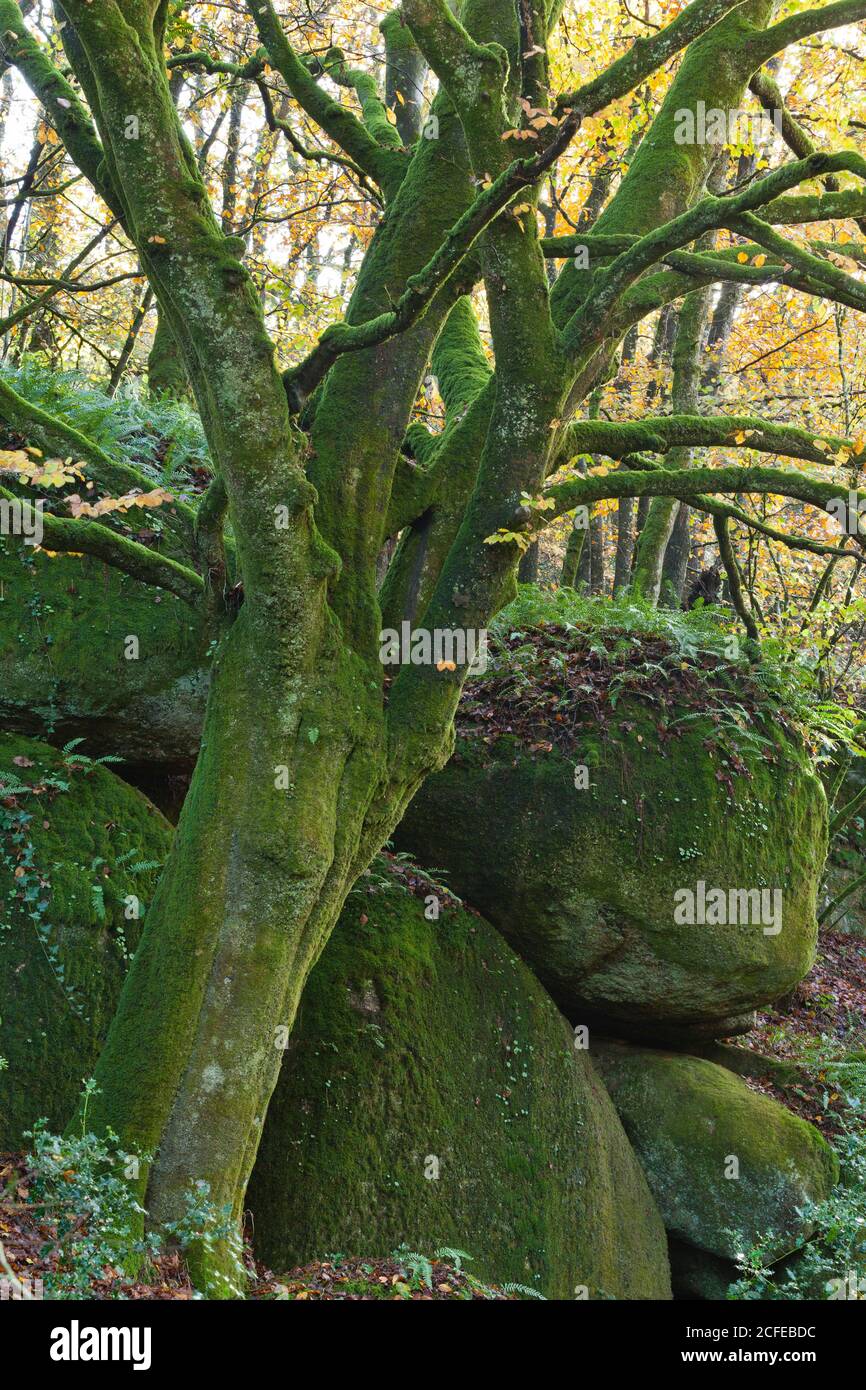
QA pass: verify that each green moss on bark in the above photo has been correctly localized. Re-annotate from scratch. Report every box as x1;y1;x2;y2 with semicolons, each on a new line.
248;880;671;1299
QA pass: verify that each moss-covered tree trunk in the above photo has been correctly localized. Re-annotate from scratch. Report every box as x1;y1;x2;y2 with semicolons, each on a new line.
86;606;398;1292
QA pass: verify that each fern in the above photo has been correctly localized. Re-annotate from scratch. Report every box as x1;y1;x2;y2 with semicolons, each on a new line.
391;1245;433;1289
1;361;211;489
434;1246;473;1273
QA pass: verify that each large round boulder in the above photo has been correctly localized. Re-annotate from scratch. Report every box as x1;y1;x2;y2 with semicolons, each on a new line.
247;875;672;1299
0;537;210;764
593;1042;839;1264
396;600;826;1042
0;732;172;1145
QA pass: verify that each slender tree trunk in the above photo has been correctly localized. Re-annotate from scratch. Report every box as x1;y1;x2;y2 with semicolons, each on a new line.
611;328;638;594
631;285;711;602
613;496;636;594
659;498;691;606
108;286;153;395
589;508;605;594
560;510;586;587
518;538;539;582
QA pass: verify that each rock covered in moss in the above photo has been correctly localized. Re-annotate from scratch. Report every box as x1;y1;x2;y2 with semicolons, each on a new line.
0;733;172;1145
247;880;671;1299
592;1042;839;1263
0;538;210;763
396;619;826;1041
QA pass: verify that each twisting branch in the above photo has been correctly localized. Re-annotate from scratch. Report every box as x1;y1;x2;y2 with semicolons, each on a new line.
0;486;204;605
691;497;857;559
747;0;866;67
749;69;838;191
166;49;266;81
556;0;749;113
714;513;760;640
319;47;406;151
255;79;381;202
545;234;866;315
246;0;406;193
561;150;866;349
731;210;866;310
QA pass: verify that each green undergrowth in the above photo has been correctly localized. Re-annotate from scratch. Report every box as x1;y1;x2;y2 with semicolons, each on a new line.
472;586;864;763
9;1081;241;1300
1;360;211;493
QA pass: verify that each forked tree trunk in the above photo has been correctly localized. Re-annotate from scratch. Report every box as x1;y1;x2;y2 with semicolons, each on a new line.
84;600;429;1292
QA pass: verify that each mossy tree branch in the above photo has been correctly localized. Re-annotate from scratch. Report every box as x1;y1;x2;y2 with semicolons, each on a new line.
246;0;406;195
555;0;750;112
0;485;204;604
319;46;407;151
560;151;866;352
746;0;866;66
542;463;866;526
556;410;866;473
596;446;861;559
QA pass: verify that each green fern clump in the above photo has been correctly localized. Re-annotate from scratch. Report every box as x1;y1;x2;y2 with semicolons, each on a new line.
493;583;738;656
1;360;211;489
482;585;864;762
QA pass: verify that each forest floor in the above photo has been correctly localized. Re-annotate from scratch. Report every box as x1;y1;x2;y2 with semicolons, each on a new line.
741;928;866;1137
0;1184;510;1301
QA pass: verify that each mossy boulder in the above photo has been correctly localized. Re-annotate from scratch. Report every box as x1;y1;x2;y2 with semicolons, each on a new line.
247;881;672;1299
396;689;825;1042
592;1042;839;1263
0;732;172;1146
0;537;210;763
